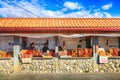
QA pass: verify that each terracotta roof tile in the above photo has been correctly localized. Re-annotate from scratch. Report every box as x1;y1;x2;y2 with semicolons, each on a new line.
0;18;120;28
0;18;120;33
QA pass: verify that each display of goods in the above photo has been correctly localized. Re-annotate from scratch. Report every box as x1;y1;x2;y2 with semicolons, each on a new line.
33;50;41;57
43;56;53;58
88;48;92;57
26;50;33;55
78;49;83;57
99;50;106;56
0;50;11;58
109;48;113;55
19;54;32;59
58;50;67;57
19;50;33;61
50;51;55;57
67;51;72;56
109;48;119;56
106;52;112;57
72;49;76;57
113;48;119;56
84;48;89;57
19;50;28;54
72;48;93;57
72;52;76;57
20;49;42;57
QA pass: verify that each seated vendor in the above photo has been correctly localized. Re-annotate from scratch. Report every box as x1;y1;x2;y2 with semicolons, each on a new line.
42;43;49;53
77;40;82;48
58;46;67;56
28;42;36;50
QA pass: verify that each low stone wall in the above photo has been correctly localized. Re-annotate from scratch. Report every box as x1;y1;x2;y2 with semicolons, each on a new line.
1;57;120;74
98;58;120;72
18;58;56;73
0;58;14;74
58;58;94;73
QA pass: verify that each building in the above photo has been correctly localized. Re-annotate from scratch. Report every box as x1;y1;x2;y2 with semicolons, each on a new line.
0;18;120;74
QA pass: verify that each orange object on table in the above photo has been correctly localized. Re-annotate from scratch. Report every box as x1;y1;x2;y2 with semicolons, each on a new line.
99;50;106;56
113;48;119;56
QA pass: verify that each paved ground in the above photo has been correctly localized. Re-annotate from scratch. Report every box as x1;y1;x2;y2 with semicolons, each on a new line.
0;73;120;80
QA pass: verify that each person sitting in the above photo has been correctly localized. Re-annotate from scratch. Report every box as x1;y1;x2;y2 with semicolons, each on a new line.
28;42;36;50
58;46;67;57
77;40;82;48
42;43;49;53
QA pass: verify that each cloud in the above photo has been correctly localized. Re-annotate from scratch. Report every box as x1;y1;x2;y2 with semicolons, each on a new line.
103;12;112;18
64;10;112;18
102;3;112;10
0;0;113;18
63;1;83;10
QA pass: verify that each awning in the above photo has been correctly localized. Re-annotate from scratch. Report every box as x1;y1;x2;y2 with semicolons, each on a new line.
0;33;120;38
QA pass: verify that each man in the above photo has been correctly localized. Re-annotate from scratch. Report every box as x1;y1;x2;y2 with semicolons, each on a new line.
42;43;49;53
22;37;28;49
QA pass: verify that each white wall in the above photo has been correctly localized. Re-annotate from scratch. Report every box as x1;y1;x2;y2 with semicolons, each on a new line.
0;36;13;51
0;36;118;52
98;37;118;51
27;37;56;50
58;37;86;50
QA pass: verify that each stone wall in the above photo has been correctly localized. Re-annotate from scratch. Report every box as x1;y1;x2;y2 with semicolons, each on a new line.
98;58;120;72
0;58;14;74
1;58;120;74
18;59;56;73
58;58;94;73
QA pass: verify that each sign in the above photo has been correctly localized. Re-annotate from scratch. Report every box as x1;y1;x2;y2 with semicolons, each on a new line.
99;56;108;63
22;58;32;63
19;53;32;63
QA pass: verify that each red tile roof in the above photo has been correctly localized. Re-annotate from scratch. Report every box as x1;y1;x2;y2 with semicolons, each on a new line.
0;18;120;33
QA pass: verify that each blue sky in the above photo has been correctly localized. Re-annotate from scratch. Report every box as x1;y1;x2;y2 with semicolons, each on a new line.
0;0;120;18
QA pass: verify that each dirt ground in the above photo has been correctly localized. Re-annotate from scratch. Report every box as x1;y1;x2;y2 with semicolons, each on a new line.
0;73;120;80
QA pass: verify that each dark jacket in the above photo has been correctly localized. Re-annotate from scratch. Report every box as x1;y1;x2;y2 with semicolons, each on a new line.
22;41;27;49
42;46;49;53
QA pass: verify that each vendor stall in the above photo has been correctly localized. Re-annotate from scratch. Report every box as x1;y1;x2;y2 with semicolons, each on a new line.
0;18;120;74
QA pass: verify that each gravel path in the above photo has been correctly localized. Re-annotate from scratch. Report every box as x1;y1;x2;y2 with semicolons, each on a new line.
0;73;120;80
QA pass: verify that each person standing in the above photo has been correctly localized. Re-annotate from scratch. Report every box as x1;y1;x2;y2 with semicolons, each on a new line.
22;37;28;49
